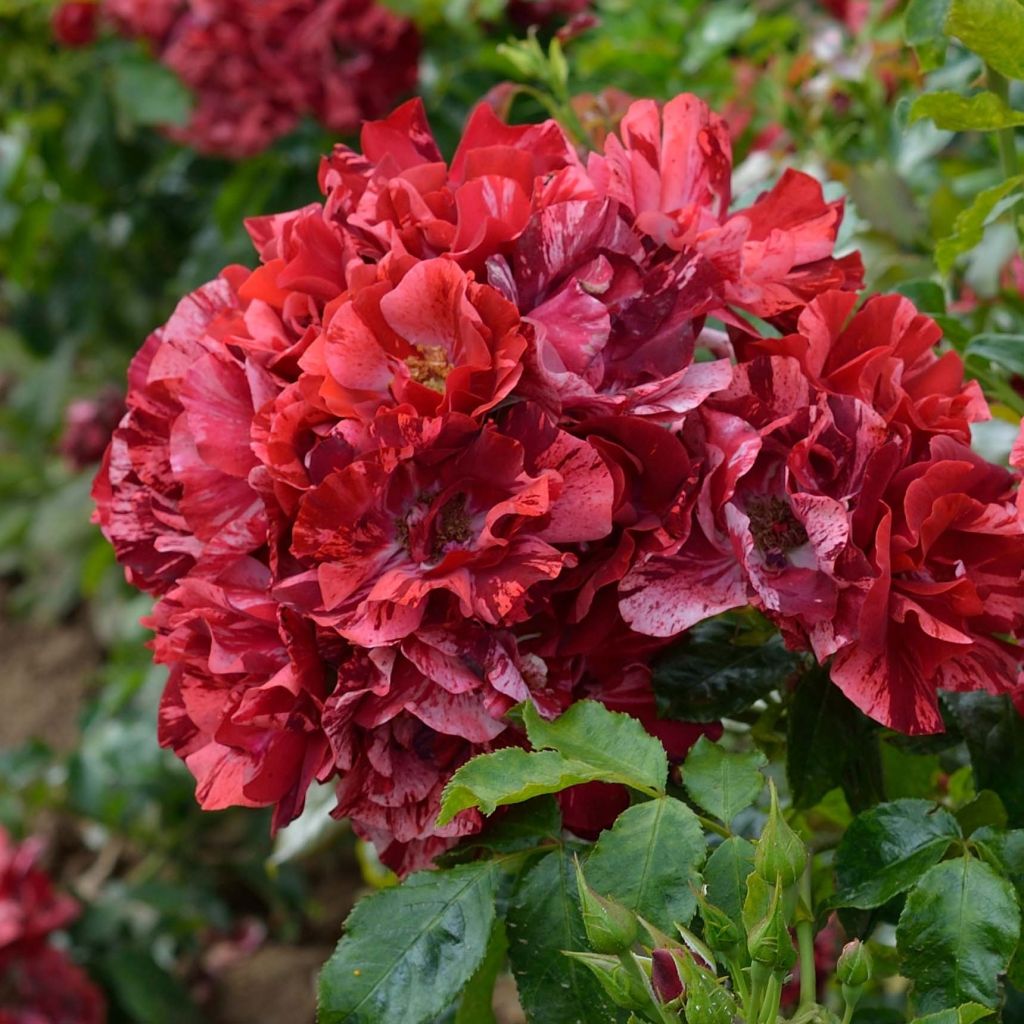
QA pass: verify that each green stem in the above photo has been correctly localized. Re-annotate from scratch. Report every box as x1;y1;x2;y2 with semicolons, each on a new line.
758;972;783;1024
840;1002;856;1024
987;65;1024;251
796;867;816;1009
695;814;731;839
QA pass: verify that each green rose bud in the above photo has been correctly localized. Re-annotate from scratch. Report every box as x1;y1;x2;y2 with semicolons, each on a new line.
836;939;873;987
746;876;796;971
574;858;639;954
563;951;651;1011
696;891;743;953
754;779;807;887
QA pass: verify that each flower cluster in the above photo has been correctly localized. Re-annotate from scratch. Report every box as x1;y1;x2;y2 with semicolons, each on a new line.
95;91;1022;874
0;830;105;1024
64;0;420;157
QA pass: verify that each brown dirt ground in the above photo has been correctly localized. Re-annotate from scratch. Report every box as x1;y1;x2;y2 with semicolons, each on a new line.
0;609;99;752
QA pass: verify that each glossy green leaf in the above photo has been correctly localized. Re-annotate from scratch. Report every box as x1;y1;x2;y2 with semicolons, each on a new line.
965;333;1024;377
317;862;498;1024
437;748;612;826
956;791;1008;836
893;278;947;312
523;700;668;797
905;0;951;68
943;693;1024;826
972;827;1024;898
507;850;627;1024
651;618;800;723
584;798;706;931
912;1005;996;1024
682;737;767;825
936;176;1024;273
703;836;756;925
945;0;1024;79
897;856;1020;1012
832;800;961;909
786;666;881;811
454;919;507;1024
910;91;1024;130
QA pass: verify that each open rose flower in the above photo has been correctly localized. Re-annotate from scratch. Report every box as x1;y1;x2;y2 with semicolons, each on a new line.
0;830;105;1024
96;92;878;871
587;95;863;322
91;0;420;158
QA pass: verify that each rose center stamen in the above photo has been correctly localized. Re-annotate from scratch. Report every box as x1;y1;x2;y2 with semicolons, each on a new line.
405;345;451;394
746;495;808;555
431;493;471;559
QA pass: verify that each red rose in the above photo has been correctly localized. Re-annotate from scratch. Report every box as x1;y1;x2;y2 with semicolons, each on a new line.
0;830;104;1024
51;2;99;46
95;92;871;870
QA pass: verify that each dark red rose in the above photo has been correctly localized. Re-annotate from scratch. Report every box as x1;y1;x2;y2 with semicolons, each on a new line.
51;2;99;46
60;389;126;469
0;829;105;1024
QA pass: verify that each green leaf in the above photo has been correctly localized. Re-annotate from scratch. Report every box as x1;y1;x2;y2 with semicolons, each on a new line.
936;176;1024;273
912;1004;997;1024
437;749;612;826
832;800;962;909
965;333;1024;377
99;950;204;1024
897;856;1021;1012
786;666;882;811
682;737;766;825
651;618;800;723
943;693;1024;827
956;791;1009;836
459;797;563;855
523;701;668;797
704;836;756;925
893;278;947;313
905;0;951;68
317;862;498;1024
584;799;707;932
111;51;193;128
910;91;1024;130
454;919;507;1024
972;827;1024;899
507;850;627;1024
946;0;1024;80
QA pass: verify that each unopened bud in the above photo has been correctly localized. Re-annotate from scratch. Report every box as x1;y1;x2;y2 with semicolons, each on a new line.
746;876;796;970
696;892;742;953
650;949;685;1004
754;780;807;887
563;951;649;1011
574;858;639;954
837;939;872;988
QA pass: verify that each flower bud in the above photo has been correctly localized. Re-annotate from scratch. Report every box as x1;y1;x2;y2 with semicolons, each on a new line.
574;858;639;954
650;949;685;1004
563;951;650;1011
836;939;872;988
754;779;807;887
746;876;796;970
696;892;742;953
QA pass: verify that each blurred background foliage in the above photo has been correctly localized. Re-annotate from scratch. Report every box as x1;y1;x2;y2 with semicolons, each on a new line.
1;0;1023;1020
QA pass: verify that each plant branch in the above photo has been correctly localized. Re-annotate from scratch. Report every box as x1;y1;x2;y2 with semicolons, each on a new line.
987;65;1024;251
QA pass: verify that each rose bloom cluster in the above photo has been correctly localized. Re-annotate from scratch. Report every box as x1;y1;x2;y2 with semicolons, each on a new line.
0;830;105;1024
94;92;1024;873
53;0;419;158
